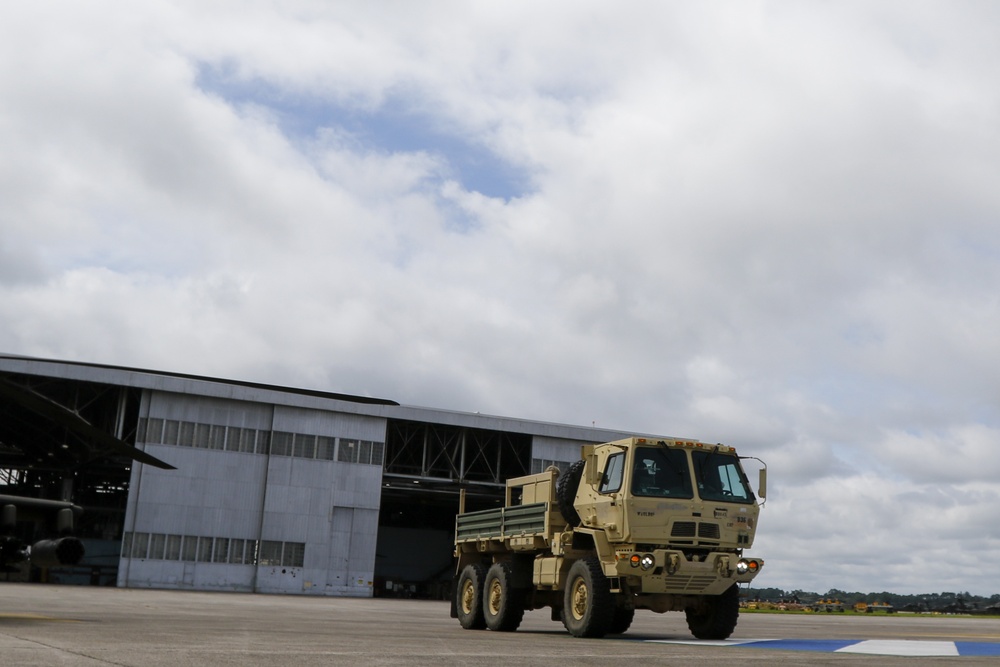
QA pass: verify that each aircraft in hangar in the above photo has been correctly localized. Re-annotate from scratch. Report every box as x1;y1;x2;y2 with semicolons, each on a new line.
0;374;174;576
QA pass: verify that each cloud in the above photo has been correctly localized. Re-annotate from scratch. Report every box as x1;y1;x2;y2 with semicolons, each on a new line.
757;472;1000;594
1;1;999;594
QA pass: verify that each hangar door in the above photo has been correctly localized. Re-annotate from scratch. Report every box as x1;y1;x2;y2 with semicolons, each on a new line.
374;419;531;598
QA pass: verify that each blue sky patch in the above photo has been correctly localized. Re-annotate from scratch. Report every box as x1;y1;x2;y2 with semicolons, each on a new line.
196;64;531;201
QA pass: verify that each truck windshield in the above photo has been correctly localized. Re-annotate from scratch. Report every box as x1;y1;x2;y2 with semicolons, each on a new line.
692;450;754;503
631;447;692;498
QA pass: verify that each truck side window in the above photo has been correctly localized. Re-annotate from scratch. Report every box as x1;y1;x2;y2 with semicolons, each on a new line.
599;452;625;494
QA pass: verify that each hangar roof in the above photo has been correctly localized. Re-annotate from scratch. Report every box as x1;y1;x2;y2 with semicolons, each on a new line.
0;353;629;470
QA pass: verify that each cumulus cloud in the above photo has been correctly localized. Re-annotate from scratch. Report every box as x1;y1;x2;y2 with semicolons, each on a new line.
1;1;999;594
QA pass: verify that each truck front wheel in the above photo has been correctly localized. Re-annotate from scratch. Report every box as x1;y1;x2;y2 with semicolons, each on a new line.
684;584;740;640
609;604;635;634
483;561;525;632
456;563;488;630
562;556;613;638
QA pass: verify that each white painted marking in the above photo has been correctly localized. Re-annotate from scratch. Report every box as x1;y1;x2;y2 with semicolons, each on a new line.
835;640;960;657
645;638;768;647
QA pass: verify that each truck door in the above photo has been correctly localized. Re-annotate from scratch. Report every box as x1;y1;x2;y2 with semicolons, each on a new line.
592;450;626;541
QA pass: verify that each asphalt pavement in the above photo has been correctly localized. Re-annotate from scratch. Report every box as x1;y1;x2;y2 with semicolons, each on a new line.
1;584;998;666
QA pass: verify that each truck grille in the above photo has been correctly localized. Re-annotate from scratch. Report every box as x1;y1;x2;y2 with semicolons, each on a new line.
698;523;720;539
671;521;720;540
671;521;696;537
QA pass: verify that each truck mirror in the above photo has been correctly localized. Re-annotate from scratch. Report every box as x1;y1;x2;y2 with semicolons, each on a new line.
758;468;767;499
585;453;600;486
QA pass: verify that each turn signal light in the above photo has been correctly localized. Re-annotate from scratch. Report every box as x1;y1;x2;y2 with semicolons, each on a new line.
736;558;762;574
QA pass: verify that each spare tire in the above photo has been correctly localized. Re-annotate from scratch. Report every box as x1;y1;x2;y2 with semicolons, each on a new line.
556;459;585;526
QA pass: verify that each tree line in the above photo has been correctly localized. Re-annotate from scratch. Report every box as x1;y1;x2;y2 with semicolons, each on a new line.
746;587;1000;613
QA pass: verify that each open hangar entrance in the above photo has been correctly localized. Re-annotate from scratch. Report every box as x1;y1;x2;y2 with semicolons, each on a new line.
374;419;532;598
0;369;147;583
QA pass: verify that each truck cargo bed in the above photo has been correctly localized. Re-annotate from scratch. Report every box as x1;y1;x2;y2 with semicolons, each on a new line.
455;502;548;541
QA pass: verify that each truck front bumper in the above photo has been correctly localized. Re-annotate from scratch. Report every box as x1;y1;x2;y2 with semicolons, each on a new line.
614;549;763;595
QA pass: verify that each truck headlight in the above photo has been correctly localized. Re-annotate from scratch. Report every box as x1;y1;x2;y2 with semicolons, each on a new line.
736;559;761;575
629;553;656;570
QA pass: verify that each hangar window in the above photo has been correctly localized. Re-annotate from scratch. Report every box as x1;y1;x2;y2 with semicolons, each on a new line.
210;425;226;450
294;434;316;459
178;422;196;447
338;439;384;465
198;537;214;562
122;533;293;567
142;418;164;443
134;418;382;467
131;532;149;559
236;428;257;453
163;420;180;445
283;542;305;567
259;540;283;566
271;431;293;456
255;431;270;455
338;439;358;462
317;436;336;460
149;533;167;560
181;536;198;562
229;538;246;564
166;535;182;560
226;427;243;452
194;423;212;448
213;538;230;563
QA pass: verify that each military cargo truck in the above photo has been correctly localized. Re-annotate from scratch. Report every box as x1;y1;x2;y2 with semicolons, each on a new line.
451;436;765;639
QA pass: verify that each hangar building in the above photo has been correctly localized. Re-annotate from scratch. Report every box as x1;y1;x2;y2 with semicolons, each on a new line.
0;355;633;597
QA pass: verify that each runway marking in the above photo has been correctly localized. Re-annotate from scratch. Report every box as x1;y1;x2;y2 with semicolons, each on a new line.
642;638;1000;657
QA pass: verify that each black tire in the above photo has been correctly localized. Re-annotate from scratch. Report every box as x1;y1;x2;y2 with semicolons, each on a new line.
455;563;488;630
483;561;525;632
556;460;585;526
685;584;740;640
562;556;614;638
608;604;635;634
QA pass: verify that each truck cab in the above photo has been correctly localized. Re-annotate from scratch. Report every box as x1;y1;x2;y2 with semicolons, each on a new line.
576;438;760;550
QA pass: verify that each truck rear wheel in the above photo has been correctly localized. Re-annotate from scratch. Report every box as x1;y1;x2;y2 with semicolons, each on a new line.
562;556;613;638
685;584;740;640
483;561;525;632
456;563;488;630
556;460;584;526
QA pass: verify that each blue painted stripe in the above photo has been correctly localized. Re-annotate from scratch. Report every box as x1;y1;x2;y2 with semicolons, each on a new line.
740;639;860;652
956;642;1000;657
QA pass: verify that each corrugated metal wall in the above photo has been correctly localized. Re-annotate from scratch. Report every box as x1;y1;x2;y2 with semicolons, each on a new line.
119;390;386;597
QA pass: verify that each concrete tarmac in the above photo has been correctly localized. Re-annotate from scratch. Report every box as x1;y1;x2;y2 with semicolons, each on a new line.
1;584;998;666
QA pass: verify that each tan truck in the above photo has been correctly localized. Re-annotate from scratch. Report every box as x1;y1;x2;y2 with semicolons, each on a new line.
451;436;765;639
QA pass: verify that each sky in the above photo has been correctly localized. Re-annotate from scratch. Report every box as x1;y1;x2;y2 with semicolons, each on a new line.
2;1;999;597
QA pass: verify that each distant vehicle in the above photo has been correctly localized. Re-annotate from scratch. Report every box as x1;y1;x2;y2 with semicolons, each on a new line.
451;436;766;639
811;598;846;613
